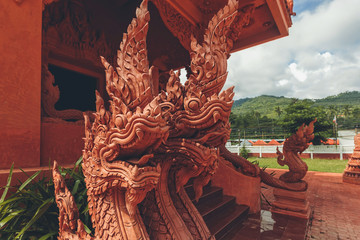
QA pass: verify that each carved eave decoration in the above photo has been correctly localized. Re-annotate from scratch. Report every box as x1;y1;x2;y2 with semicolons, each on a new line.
151;0;294;52
41;0;294;54
42;0;117;68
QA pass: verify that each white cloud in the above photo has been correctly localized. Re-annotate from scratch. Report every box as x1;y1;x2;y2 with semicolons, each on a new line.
277;79;289;87
289;63;307;82
225;0;360;100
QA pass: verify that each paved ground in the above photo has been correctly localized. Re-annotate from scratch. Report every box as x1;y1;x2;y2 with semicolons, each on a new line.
261;169;360;240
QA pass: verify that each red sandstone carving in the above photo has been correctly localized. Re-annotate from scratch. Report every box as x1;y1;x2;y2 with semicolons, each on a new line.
53;0;238;239
52;161;92;240
42;0;116;67
276;119;316;183
151;0;201;51
151;0;256;51
269;120;314;219
259;120;316;192
343;133;360;184
286;0;296;16
222;120;316;192
219;144;260;177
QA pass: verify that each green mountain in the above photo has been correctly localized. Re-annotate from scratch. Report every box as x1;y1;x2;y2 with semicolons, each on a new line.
313;91;360;107
231;95;294;118
232;91;360;118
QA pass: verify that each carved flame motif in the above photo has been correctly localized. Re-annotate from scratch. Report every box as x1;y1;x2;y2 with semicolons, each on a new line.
54;0;241;239
186;0;238;97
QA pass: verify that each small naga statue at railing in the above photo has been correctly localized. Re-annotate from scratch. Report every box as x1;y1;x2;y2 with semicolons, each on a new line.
222;120;316;192
276;119;316;184
52;0;247;239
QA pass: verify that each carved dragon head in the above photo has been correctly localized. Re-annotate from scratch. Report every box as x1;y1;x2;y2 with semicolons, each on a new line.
284;119;317;154
82;0;239;217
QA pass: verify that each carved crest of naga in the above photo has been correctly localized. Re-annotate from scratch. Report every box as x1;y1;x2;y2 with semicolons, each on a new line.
276;119;316;183
53;0;242;239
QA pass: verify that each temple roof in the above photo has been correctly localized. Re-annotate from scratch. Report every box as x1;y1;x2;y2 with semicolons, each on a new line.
42;0;294;71
151;0;294;52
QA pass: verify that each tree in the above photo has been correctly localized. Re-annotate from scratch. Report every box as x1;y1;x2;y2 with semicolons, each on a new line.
279;100;332;145
328;105;338;120
229;112;237;126
275;106;282;118
353;107;360;119
252;110;261;130
342;104;352;123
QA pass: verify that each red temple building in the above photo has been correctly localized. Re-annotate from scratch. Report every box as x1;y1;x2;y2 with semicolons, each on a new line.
0;0;294;183
0;0;297;239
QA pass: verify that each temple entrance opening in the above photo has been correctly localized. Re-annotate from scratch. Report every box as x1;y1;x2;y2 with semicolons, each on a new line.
49;64;97;112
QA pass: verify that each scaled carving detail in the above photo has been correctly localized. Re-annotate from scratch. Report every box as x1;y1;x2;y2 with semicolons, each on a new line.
54;0;238;239
53;161;92;240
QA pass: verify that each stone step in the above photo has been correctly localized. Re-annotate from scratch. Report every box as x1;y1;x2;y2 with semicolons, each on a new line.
185;185;223;205
185;178;250;239
206;204;249;239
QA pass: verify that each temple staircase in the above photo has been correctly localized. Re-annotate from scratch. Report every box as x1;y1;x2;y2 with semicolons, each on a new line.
185;181;249;239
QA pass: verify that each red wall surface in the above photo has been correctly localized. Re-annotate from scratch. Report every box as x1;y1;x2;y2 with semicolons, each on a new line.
0;1;42;170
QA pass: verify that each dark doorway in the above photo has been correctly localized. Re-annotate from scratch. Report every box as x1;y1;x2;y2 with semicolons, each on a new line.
48;64;97;111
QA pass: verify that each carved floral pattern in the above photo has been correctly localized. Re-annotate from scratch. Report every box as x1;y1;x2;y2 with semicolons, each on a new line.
42;0;117;66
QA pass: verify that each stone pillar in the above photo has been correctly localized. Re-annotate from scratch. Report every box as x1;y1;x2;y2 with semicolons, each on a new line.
271;188;310;219
343;133;360;184
0;0;42;169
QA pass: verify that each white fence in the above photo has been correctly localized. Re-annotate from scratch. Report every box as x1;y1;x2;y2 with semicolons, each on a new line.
226;144;354;160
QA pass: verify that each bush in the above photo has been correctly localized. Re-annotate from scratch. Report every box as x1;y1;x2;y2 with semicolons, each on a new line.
0;157;92;240
240;145;250;159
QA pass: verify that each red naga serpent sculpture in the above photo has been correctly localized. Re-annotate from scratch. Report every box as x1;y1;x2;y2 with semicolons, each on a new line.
52;0;308;238
53;0;243;239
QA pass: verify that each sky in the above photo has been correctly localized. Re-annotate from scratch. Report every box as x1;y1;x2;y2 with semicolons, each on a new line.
222;0;360;100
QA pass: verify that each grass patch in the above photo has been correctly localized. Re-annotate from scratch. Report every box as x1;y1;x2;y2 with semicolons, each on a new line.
250;157;348;173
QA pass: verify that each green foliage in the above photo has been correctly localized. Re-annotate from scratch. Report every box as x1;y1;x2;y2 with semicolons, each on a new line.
314;91;360;107
252;157;348;173
0;157;92;240
232;95;293;119
240;145;250;159
279;100;332;145
231;91;360;132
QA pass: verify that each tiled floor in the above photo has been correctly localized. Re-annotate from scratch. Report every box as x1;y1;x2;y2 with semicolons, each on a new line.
260;169;360;240
225;210;308;240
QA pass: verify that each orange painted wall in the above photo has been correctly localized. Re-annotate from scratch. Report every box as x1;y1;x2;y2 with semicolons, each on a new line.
0;1;42;169
41;122;84;166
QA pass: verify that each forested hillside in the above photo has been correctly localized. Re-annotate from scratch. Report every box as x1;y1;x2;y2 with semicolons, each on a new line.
314;91;360;107
232;91;360;119
230;91;360;141
231;95;294;118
